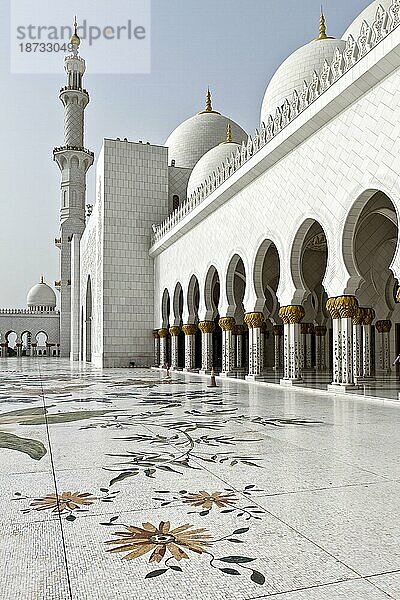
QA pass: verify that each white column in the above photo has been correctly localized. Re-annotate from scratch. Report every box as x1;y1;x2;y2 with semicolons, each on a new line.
273;325;283;371
198;321;215;373
315;326;327;371
182;324;197;371
282;324;290;379
219;318;236;376
340;317;354;385
352;320;363;380
303;325;313;369
332;317;341;384
153;331;160;367
235;325;244;370
278;306;305;385
169;327;181;370
244;313;265;379
290;323;303;380
362;309;375;377
158;329;168;367
327;296;358;389
376;321;392;373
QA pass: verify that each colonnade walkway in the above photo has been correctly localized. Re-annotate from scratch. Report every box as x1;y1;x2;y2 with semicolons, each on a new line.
2;358;400;600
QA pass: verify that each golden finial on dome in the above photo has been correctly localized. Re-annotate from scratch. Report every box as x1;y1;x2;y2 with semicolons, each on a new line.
70;16;81;48
198;88;221;115
315;7;333;41
221;123;234;144
205;87;212;112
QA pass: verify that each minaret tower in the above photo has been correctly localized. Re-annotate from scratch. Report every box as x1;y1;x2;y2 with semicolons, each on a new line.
53;18;94;357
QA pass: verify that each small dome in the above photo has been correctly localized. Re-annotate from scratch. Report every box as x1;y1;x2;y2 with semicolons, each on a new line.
27;278;57;309
342;0;392;40
187;126;240;198
260;16;346;124
165;90;247;169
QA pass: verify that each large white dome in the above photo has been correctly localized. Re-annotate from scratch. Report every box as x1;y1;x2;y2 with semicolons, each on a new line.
260;25;346;124
187;136;240;199
165;92;247;170
27;278;56;309
343;0;392;40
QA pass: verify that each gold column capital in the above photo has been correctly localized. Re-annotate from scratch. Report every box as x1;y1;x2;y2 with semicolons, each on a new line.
326;297;340;319
198;321;216;334
376;319;392;333
244;312;265;329
301;323;314;335
158;328;169;339
235;324;246;335
278;305;305;325
314;325;327;337
361;307;375;325
219;317;236;332
272;324;284;336
169;326;181;337
352;308;364;326
336;295;359;319
396;288;400;303
182;324;198;336
152;330;160;339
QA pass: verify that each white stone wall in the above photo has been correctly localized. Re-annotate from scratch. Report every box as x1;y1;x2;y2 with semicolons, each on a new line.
80;146;104;365
153;57;400;325
0;312;60;344
81;140;169;367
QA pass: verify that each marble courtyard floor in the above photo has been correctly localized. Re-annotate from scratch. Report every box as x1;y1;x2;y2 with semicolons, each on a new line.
1;360;400;599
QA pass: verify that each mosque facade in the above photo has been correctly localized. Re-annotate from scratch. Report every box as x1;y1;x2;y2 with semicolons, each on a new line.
1;1;400;392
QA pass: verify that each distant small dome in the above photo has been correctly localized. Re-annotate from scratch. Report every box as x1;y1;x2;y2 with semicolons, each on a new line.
187;125;240;198
260;14;346;124
27;278;57;309
165;90;247;169
342;0;392;40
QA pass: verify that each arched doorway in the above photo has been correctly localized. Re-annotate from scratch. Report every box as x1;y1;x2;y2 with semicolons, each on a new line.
344;190;399;376
291;220;329;374
253;240;281;372
187;275;201;369
204;265;222;371
225;254;247;374
172;282;185;369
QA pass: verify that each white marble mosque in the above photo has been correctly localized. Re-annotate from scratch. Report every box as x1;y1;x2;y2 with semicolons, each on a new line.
1;1;400;395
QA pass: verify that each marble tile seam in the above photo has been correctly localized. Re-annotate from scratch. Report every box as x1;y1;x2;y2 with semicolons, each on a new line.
36;363;74;600
245;576;393;599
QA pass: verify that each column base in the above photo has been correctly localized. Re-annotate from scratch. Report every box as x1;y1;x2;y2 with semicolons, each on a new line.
172;366;183;371
245;374;265;381
280;378;304;387
355;376;374;385
327;383;358;393
220;371;237;378
199;369;213;375
183;368;199;373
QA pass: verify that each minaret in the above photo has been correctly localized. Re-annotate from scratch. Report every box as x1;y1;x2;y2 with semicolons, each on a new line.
53;18;94;358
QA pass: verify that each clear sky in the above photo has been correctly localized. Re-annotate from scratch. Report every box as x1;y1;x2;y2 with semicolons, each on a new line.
0;0;371;307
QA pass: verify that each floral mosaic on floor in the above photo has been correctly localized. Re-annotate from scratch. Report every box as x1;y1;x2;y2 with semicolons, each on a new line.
105;519;267;584
2;366;328;589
